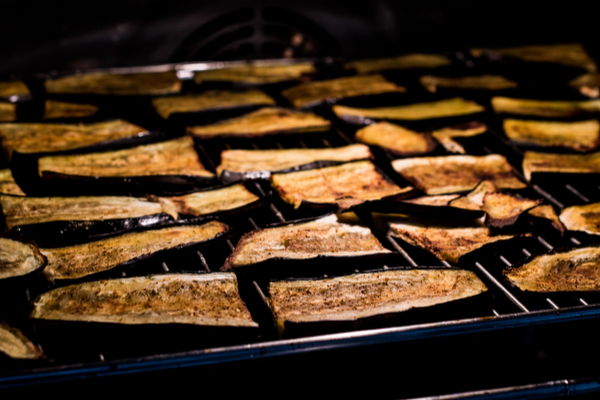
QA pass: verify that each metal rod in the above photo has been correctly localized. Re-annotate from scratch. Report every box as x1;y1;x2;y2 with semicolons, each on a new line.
532;184;564;209
195;143;217;170
492;309;500;317
537;236;553;251
546;298;559;310
499;256;512;267
386;235;418;267
226;240;236;252
475;262;530;313
297;139;308;148
252;281;269;307
335;128;353;144
571;237;582;246
580;298;589;306
565;184;590;203
321;138;332;148
269;204;286;223
197;251;210;273
161;262;169;272
522;248;531;257
248;217;259;230
441;260;452;268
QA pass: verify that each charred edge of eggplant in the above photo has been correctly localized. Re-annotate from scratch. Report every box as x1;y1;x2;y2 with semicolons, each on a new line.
165;104;268;126
357;199;486;221
525;212;565;237
0;232;48;288
336;110;488;130
484;194;543;229
358;133;439;158
49;223;233;286
189;125;332;141
473;55;590;81
505;139;600;154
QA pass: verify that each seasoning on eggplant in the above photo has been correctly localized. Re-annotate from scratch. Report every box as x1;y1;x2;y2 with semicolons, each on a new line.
569;73;600;98
41;221;229;282
404;194;460;206
216;144;372;177
522;151;600;181
420;75;518;93
270;160;411;210
480;192;542;228
30;273;258;328
505;247;600;292
44;71;181;95
431;122;488;154
0;169;24;195
152;90;276;119
0;103;16;122
0;81;30;99
0;322;44;359
269;268;487;333
559;202;600;236
333;98;484;122
449;180;498;211
344;54;451;74
187;107;331;139
42;99;99;120
392;154;526;195
491;97;600;118
0;119;149;161
222;213;391;270
380;214;518;263
38;136;213;180
355;122;437;156
528;205;565;235
470;43;597;72
503;119;600;152
193;63;315;84
281;75;406;109
0;236;47;281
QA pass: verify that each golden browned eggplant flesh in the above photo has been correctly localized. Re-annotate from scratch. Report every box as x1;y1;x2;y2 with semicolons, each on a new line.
45;71;181;95
355;122;437;156
344;54;451;74
0;169;24;195
194;63;315;84
492;97;600;118
0;81;30;98
522;151;600;181
503;119;600;152
0;236;47;280
420;75;517;93
0;322;44;359
0;102;16;122
559;202;600;235
43;100;98;120
30;273;258;328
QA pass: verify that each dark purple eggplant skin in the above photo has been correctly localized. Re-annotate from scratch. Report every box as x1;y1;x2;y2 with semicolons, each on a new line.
356;199;486;221
0;232;48;289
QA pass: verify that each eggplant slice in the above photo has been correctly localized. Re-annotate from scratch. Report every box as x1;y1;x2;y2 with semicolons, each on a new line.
30;273;258;328
449;180;499;211
281;75;406;109
528;205;565;235
41;220;230;283
0;102;16;122
217;144;372;182
392;154;526;195
42;99;99;120
333;98;485;123
0;119;150;161
343;54;451;74
0;81;30;99
0;235;47;282
38;136;214;187
222;213;391;271
270;160;412;210
355;122;437;157
569;73;600;98
151;90;276;119
481;192;542;228
193;63;315;84
0;322;44;360
366;194;485;221
491;97;600;118
187;107;331;139
420;75;518;93
269;268;487;335
505;247;600;292
431;122;488;154
470;43;597;72
522;150;600;181
559;202;600;236
503;119;600;152
0;169;24;195
44;71;182;96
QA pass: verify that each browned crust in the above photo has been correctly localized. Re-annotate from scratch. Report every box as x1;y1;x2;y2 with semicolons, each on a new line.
569;73;600;98
559;202;600;235
0;236;47;280
503;119;600;152
522;151;600;181
151;90;276;119
193;63;315;84
355;122;437;156
449;180;499;211
187;107;331;139
0;169;24;195
505;247;600;292
431;122;488;154
404;194;460;206
163;183;260;217
281;75;406;109
30;273;258;327
481;192;543;228
44;71;182;96
392;155;526;195
344;54;451;74
528;205;565;235
43;100;99;120
492;97;600;118
420;75;518;93
0;103;16;122
270;160;411;210
38;136;213;178
0;81;30;98
0;322;44;359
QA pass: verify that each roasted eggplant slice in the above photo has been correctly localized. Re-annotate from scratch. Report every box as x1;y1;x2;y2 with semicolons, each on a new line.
503;119;600;152
217;144;372;182
42;99;99;120
449;180;499;211
569;73;600;98
470;43;597;72
270;160;412;211
0;102;16;122
222;213;391;272
431;122;488;154
151;90;276;119
44;71;181;95
0;234;47;283
481;192;542;228
392;155;526;195
333;98;485;123
505;247;600;292
0;81;30;99
344;54;451;74
420;75;518;93
559;202;600;236
187;107;331;139
0;322;44;360
0;169;24;195
522;151;600;181
528;205;565;235
0;119;150;161
193;63;315;84
281;75;406;109
491;97;600;118
41;220;230;283
378;214;519;263
37;136;214;192
30;273;258;328
355;122;437;157
269;268;487;336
